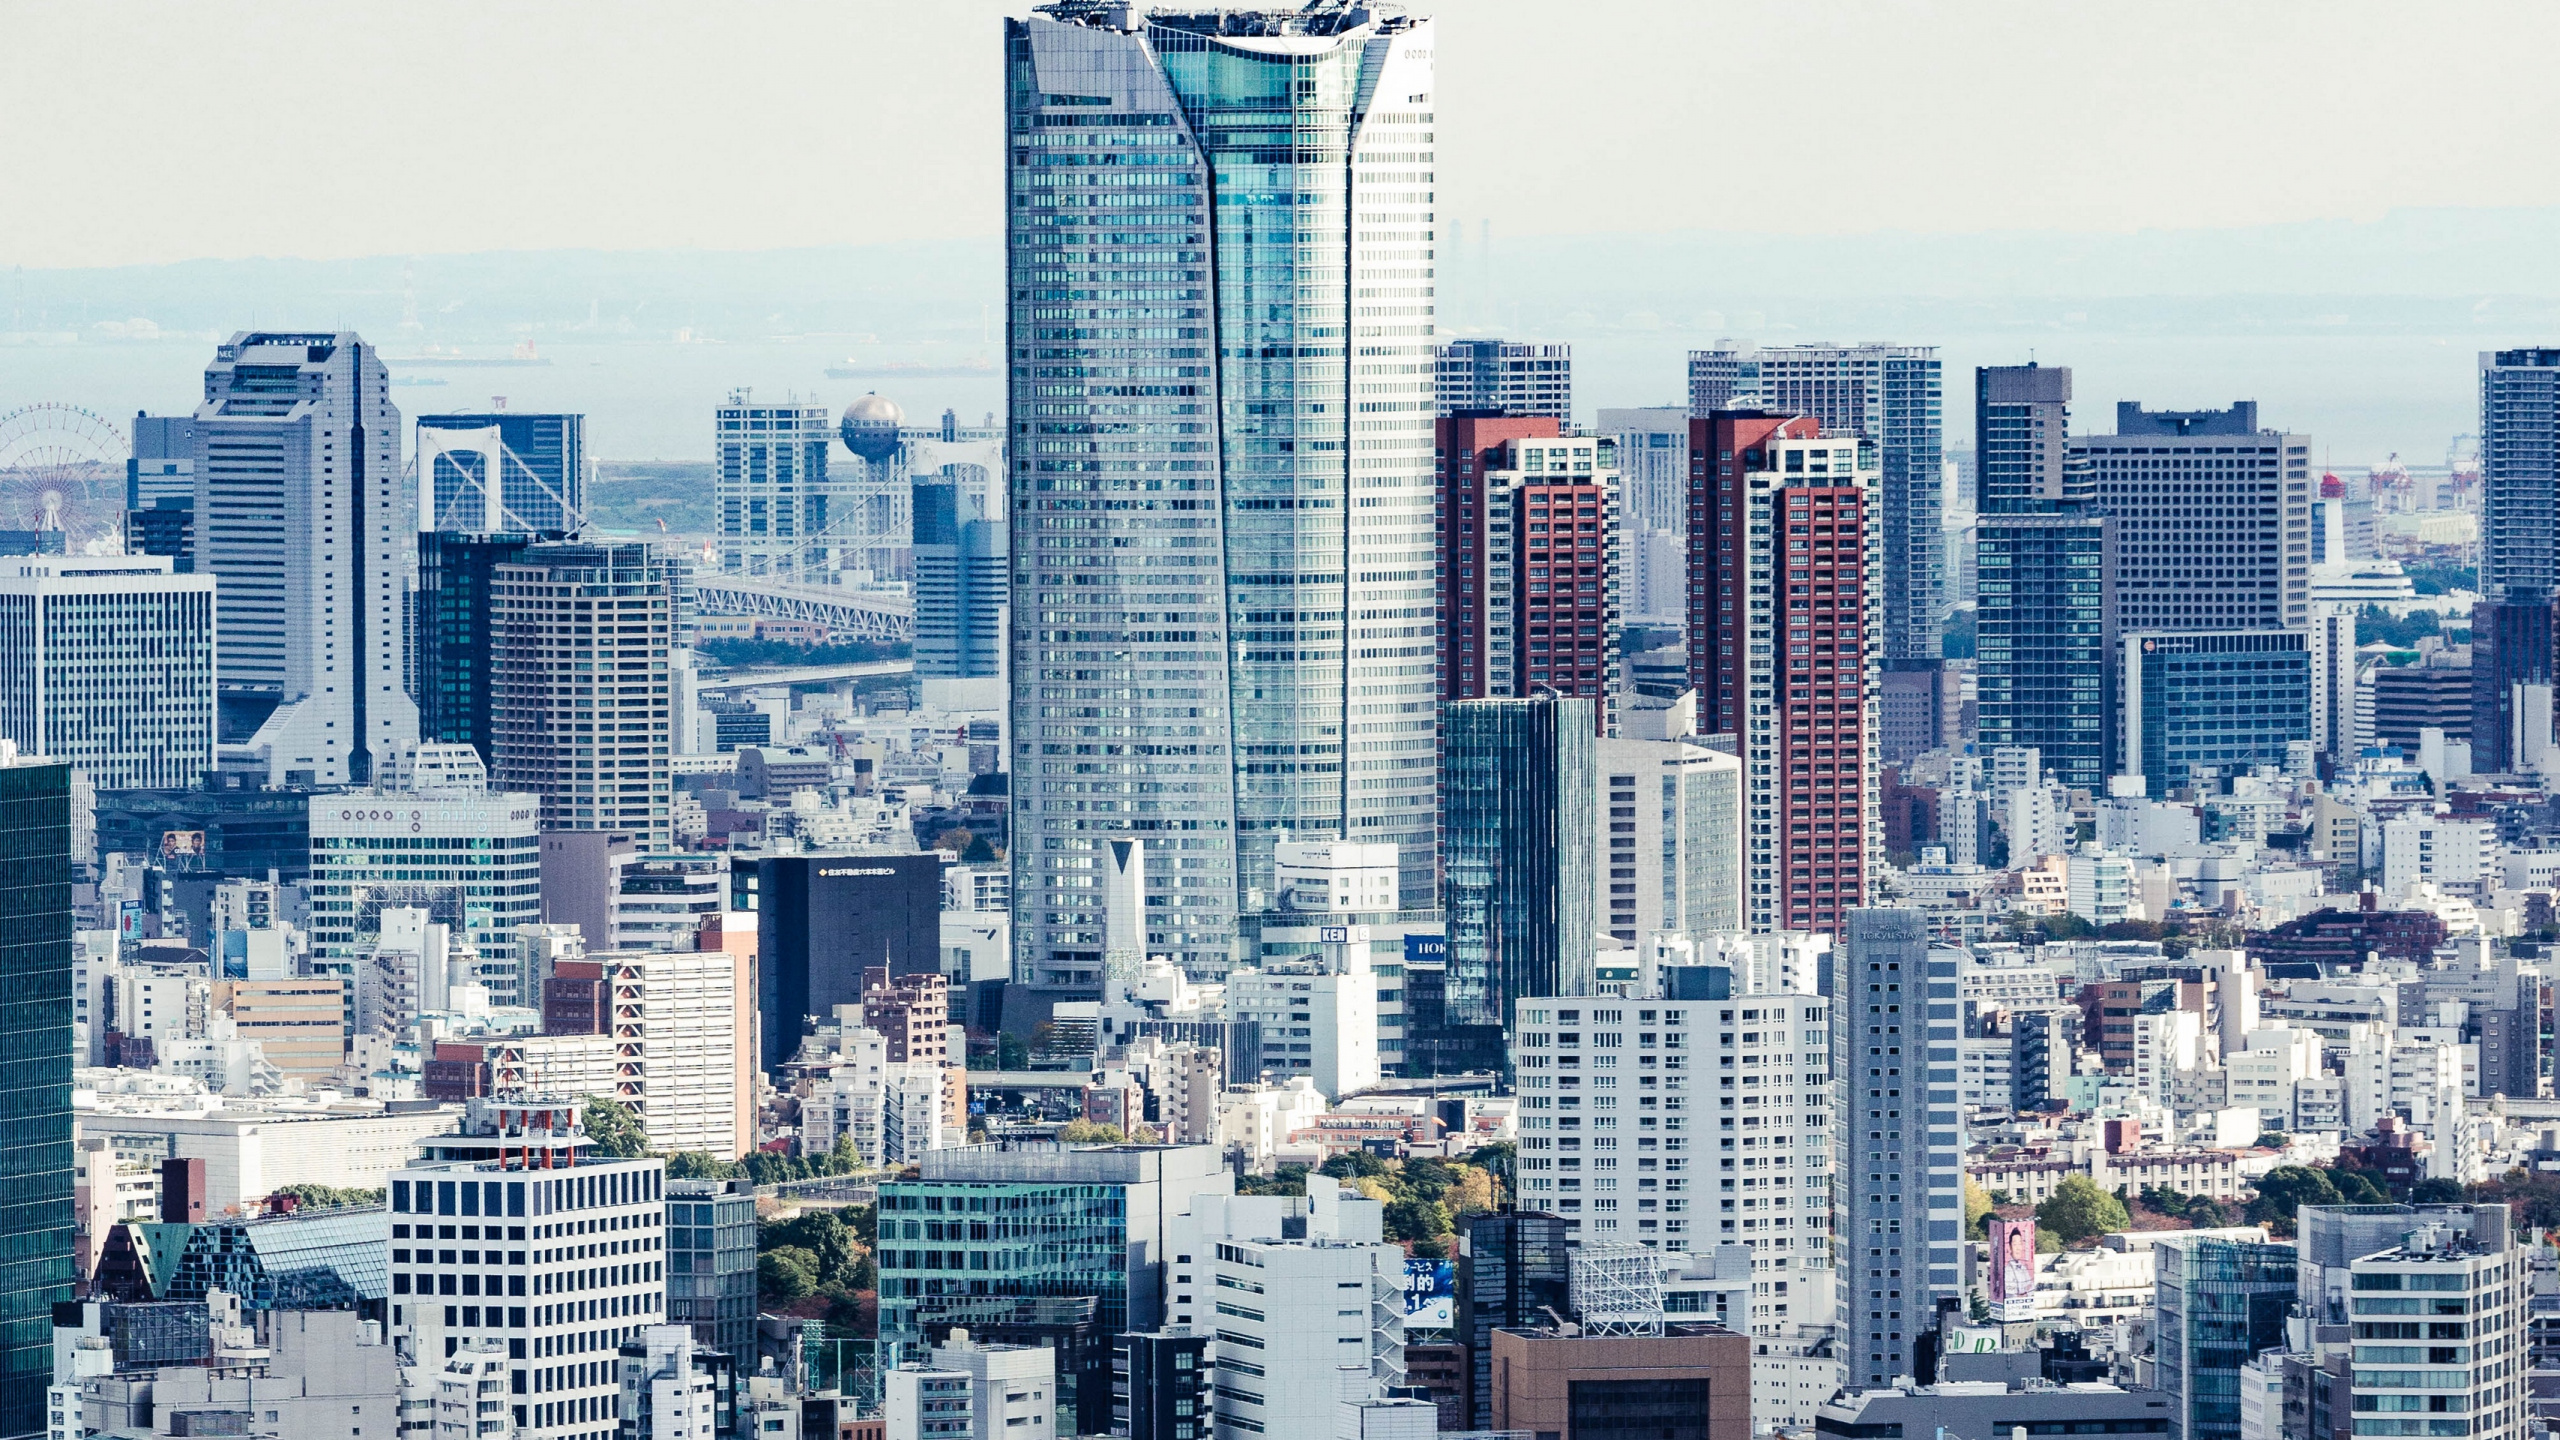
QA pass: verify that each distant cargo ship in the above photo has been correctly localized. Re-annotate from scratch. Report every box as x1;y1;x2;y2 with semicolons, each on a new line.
824;356;995;380
390;340;554;368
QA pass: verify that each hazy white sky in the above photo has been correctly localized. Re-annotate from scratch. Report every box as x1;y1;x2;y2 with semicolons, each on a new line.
9;0;2560;269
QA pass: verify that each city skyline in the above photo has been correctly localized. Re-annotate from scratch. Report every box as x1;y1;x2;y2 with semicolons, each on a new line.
13;5;2560;1438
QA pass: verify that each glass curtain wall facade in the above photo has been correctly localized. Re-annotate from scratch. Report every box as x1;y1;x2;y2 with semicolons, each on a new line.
1005;7;1440;986
416;530;543;768
2124;630;2312;797
1975;514;2112;791
2155;1237;2296;1440
1441;697;1596;1040
0;759;73;1440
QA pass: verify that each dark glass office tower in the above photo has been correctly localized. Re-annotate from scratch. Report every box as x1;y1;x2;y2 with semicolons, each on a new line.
737;853;945;1073
1973;364;2114;789
2123;630;2313;796
1114;1327;1209;1440
1976;513;2113;790
415;530;544;766
1441;697;1596;1043
1455;1211;1571;1429
0;756;73;1439
2472;596;2556;773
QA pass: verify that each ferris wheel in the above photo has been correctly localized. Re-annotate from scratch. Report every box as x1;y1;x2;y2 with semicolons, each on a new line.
0;403;130;547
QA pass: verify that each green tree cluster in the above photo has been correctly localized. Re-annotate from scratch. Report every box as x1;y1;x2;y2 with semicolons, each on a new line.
2245;1164;2391;1234
2136;1187;2231;1228
757;1204;877;1306
268;1182;384;1210
2036;1175;2130;1244
579;1095;652;1158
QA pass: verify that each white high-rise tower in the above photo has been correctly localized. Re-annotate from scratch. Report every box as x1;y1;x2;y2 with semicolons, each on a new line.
195;331;418;786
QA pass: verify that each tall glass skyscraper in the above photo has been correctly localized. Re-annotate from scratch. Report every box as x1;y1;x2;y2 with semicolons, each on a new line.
1005;6;1440;987
1440;696;1596;1043
1975;513;2112;791
0;754;73;1439
1973;364;2113;792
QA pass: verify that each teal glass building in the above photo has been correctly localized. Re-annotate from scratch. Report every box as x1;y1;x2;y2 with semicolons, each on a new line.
2124;630;2313;797
2155;1236;2296;1440
1439;696;1596;1046
1004;5;1441;989
873;1146;1231;1365
0;757;73;1440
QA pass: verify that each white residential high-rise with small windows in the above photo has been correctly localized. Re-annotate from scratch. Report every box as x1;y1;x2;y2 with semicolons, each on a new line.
2344;1212;2525;1440
1168;1179;1407;1440
1595;733;1743;946
1513;975;1833;1336
0;554;216;792
602;948;747;1160
490;542;677;851
1227;926;1380;1102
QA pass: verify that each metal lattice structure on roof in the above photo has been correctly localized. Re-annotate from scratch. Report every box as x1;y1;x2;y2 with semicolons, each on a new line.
1569;1243;1666;1338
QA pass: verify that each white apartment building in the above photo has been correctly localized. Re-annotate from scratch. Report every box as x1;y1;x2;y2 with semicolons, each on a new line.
307;773;543;1003
1226;926;1379;1102
942;863;1009;915
886;1367;973;1440
0;553;216;791
2346;1219;2525;1439
2130;1010;2202;1104
1512;987;1832;1325
606;853;726;952
1270;840;1399;915
432;1342;515;1440
2382;814;2498;899
618;1326;725;1440
1213;1079;1329;1170
389;1104;668;1440
602;949;746;1159
2007;782;2072;864
2068;850;2137;924
1594;734;1743;946
1168;1181;1406;1440
918;1331;1055;1440
2226;1026;2321;1125
1957;1038;2017;1115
